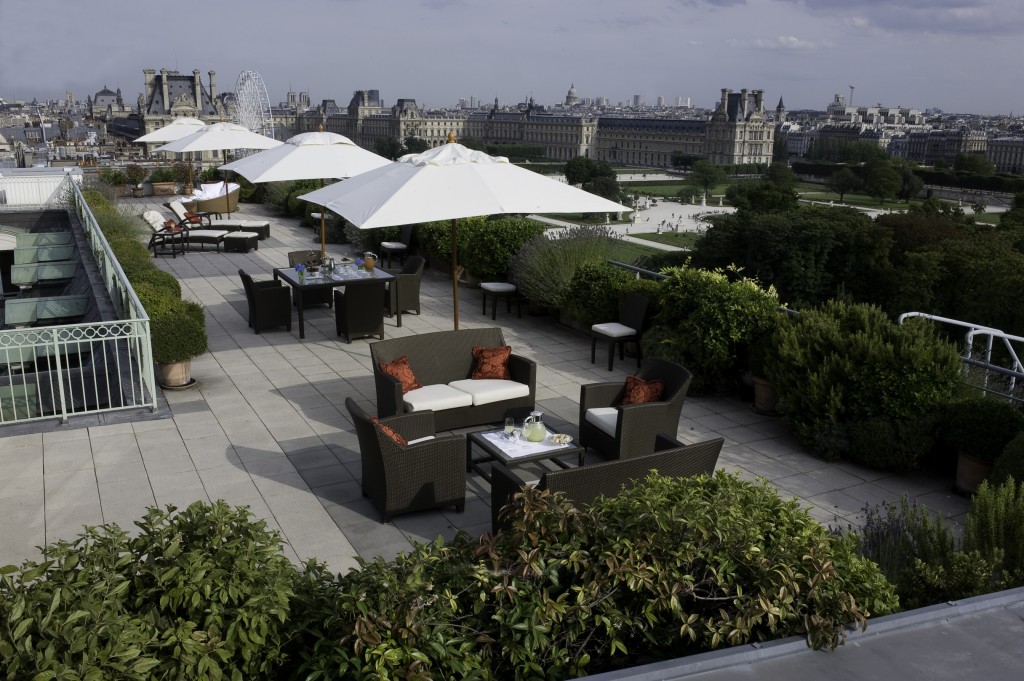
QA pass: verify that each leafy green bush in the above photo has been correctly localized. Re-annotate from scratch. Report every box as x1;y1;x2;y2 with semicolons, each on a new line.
964;479;1024;586
148;166;177;183
99;167;128;186
0;501;296;680
509;225;621;309
562;261;633;326
644;265;781;391
991;433;1024;488
633;250;692;272
462;216;546;281
124;164;147;186
286;180;321;218
198;166;221;184
938;396;1024;463
134;282;208;364
766;301;961;466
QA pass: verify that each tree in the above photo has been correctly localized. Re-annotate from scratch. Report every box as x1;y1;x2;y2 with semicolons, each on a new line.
954;153;995;176
772;135;789;163
403;136;430;154
862;160;901;205
725;181;798;213
826;167;861;202
584;175;622;203
766;163;797;191
564;156;614;186
374;137;404;160
897;166;925;203
688;160;727;199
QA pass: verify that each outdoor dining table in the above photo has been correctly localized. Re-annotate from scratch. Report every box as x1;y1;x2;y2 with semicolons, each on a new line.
273;266;397;339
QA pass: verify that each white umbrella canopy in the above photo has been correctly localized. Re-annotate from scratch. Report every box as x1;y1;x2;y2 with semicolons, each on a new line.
134;117;207;143
218;131;389;183
299;140;631;329
219;131;390;257
154;122;281;155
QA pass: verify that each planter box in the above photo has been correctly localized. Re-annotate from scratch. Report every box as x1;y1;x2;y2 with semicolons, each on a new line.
150;182;178;196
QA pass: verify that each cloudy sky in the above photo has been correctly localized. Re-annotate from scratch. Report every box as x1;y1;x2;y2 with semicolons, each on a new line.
1;0;1019;115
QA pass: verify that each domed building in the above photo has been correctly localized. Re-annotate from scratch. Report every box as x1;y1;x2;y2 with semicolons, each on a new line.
564;83;580;107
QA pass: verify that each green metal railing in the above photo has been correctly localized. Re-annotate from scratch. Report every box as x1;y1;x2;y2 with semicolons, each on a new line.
0;176;157;424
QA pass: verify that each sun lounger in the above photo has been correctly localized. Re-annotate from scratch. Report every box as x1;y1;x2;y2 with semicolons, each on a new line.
165;200;271;240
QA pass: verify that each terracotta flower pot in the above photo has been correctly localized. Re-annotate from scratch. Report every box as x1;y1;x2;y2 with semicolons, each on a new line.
157;360;194;389
752;375;780;416
954;452;993;495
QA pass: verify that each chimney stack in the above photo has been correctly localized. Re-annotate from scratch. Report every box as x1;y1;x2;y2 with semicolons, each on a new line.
160;69;170;113
193;69;202;111
208;71;216;109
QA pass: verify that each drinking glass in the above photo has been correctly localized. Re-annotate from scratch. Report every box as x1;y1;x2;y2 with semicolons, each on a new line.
504;417;515;440
510;427;523;449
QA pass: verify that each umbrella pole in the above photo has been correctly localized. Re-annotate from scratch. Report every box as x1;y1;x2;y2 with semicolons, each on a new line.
451;218;459;330
319;179;327;263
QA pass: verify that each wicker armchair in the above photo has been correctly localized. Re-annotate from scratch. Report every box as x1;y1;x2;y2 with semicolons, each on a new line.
384;255;424;318
238;269;291;333
345;397;466;522
579;358;693;460
491;435;724;533
334;279;386;343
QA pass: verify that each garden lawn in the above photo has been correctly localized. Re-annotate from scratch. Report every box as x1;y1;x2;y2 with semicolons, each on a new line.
630;231;701;249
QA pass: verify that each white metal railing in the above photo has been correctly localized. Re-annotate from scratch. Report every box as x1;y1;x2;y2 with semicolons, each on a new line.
0;176;157;425
898;312;1024;403
0;172;79;207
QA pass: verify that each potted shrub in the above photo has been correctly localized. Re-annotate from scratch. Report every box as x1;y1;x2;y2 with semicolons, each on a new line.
125;164;148;198
147;166;178;196
134;282;208;389
99;167;129;197
940;396;1024;494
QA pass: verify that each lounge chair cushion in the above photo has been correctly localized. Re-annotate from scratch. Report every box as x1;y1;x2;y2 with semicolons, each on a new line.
403;384;474;413
585;406;620;437
448;379;530;406
591;322;637;337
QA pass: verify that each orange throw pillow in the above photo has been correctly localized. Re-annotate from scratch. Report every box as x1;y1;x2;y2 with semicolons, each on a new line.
472;345;512;380
163;219;177;229
184;210;203;224
371;416;408;446
620;375;666;405
378;355;423;394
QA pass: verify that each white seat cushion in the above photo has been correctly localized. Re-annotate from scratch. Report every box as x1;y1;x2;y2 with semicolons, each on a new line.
591;322;636;338
481;282;516;294
448;379;530;406
407;435;435;445
380;241;407;249
187;229;228;239
224;231;260;239
403;384;474;412
585;406;620;437
210;219;269;228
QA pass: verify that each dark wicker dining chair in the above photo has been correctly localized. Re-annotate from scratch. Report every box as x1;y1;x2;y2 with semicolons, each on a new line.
238;269;291;334
334;279;387;343
590;292;649;371
384;255;424;318
286;250;333;308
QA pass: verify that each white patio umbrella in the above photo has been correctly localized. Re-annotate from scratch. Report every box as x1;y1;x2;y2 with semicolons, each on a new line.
134;117;207;143
155;123;282;212
299;137;630;329
219;131;390;258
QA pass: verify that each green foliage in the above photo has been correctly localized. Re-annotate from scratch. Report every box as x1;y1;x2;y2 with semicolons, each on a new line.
846;415;936;472
509;225;621;309
826;167;861;201
286;180;321;218
198;166;221;184
687;159;727;196
937;396;1024;463
725;180;798;213
562;261;634;326
634;249;693;272
644;265;781;391
991;433;1024;488
900;552;999;610
964;480;1024;586
99;167;128;186
0;501;296;680
954;153;995;176
148;166;177;183
124;164;147;186
134;282;208;364
807;139;887;164
766;301;961;466
461;216;547;281
862;159;902;205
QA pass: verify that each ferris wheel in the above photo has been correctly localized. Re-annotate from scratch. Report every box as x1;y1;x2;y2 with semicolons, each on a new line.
234;70;274;142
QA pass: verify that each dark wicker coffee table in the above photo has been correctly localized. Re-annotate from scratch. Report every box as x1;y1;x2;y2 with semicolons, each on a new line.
467;427;584;481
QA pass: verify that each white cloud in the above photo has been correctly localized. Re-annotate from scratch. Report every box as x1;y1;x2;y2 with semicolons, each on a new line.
752;35;820;50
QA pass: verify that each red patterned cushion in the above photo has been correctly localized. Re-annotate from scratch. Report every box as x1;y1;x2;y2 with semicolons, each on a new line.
163;219;177;229
620;375;666;405
471;345;512;380
183;210;203;224
378;355;423;394
371;416;407;447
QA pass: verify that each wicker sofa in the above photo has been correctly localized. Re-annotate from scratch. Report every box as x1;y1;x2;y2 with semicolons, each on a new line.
490;435;724;533
182;183;240;214
369;328;536;431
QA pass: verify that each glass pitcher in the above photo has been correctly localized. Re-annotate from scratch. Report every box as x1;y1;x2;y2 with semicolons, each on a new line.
524;410;546;442
363;251;377;270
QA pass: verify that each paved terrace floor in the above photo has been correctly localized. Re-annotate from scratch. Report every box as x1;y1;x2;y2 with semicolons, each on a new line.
0;197;970;576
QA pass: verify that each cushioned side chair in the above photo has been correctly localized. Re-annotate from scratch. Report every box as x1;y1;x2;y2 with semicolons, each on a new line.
384;255;424;318
490;435;724;534
578;358;693;460
345;397;466;522
286;250;333;308
238;269;291;333
380;224;413;268
335;279;386;343
591;292;649;371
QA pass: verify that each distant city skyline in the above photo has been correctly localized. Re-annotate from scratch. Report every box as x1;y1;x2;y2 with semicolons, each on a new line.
2;0;1021;116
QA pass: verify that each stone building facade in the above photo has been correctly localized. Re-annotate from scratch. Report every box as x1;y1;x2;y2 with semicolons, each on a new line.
704;88;774;166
